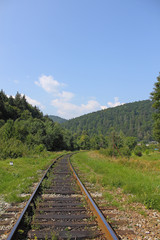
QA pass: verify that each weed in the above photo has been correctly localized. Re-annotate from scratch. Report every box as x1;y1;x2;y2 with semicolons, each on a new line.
24;212;32;226
32;224;40;230
65;227;72;240
90;215;96;221
138;210;147;217
103;192;113;203
45;235;48;240
51;232;58;240
35;196;42;206
18;229;24;234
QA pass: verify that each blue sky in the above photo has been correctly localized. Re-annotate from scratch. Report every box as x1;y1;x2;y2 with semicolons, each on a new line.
0;0;160;119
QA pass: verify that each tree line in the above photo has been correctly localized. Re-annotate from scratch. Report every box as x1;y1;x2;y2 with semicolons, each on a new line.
0;90;142;159
0;91;74;159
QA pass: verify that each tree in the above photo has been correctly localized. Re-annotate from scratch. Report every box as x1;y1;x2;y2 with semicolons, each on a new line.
0;119;14;140
78;131;90;150
124;137;137;151
151;73;160;142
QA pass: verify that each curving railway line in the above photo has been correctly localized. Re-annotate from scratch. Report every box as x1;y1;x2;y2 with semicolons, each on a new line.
5;154;120;240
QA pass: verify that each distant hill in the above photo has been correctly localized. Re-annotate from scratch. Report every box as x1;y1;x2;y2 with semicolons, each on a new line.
48;115;67;124
62;100;155;141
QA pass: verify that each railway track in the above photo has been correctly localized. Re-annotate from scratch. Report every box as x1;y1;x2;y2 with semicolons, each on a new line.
5;154;119;240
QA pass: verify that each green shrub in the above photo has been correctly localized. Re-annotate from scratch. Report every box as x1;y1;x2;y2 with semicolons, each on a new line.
99;147;117;157
121;146;131;158
0;138;28;159
134;146;142;157
34;144;46;153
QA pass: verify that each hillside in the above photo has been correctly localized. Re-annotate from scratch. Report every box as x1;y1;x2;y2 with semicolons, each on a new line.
48;115;67;124
62;100;155;141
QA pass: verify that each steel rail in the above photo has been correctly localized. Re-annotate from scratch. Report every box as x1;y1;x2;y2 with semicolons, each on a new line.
69;155;119;240
7;154;64;240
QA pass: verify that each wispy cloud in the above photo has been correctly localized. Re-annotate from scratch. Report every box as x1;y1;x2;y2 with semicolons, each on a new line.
100;105;107;110
100;97;124;110
25;95;45;110
35;75;62;94
51;97;124;119
107;97;124;108
51;99;101;119
35;75;124;119
35;75;74;101
57;91;74;101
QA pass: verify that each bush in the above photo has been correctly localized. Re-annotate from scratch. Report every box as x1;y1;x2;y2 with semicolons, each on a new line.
99;147;117;157
121;146;131;158
134;146;143;157
0;138;28;159
34;144;46;153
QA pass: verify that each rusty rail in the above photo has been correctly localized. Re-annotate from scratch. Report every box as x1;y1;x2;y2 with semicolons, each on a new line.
7;153;119;239
7;154;64;240
69;154;119;240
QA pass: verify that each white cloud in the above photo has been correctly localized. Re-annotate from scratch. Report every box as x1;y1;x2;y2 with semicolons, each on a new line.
35;75;61;93
107;97;124;108
51;97;124;119
100;97;123;110
100;105;107;110
25;95;45;110
58;91;74;101
35;75;74;102
35;75;124;118
51;99;101;119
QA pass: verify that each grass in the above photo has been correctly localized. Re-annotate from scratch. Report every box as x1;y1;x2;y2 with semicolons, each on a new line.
0;151;66;203
71;151;160;211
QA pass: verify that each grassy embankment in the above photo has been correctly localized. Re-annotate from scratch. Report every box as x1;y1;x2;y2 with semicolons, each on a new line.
0;151;66;203
71;151;160;211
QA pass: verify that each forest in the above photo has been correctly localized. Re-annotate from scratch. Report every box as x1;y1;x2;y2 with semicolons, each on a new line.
0;90;74;159
62;100;155;142
48;115;67;124
0;90;156;160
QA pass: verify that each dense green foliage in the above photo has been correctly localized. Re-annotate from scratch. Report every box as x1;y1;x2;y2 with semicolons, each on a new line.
0;91;43;121
0;90;73;159
48;115;67;124
62;100;154;142
151;74;160;143
0;90;156;157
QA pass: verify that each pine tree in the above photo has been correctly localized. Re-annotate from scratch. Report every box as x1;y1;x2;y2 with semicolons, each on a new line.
151;73;160;142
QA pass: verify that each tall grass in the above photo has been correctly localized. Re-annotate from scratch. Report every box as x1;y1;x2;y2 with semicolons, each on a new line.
71;151;160;211
0;151;65;202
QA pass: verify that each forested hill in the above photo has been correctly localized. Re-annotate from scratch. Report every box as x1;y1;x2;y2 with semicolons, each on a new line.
62;100;155;141
49;115;67;124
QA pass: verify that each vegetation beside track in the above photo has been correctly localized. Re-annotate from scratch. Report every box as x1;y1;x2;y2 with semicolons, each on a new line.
71;151;160;211
0;151;66;203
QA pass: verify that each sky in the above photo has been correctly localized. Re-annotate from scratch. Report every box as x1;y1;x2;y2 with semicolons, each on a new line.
0;0;160;119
